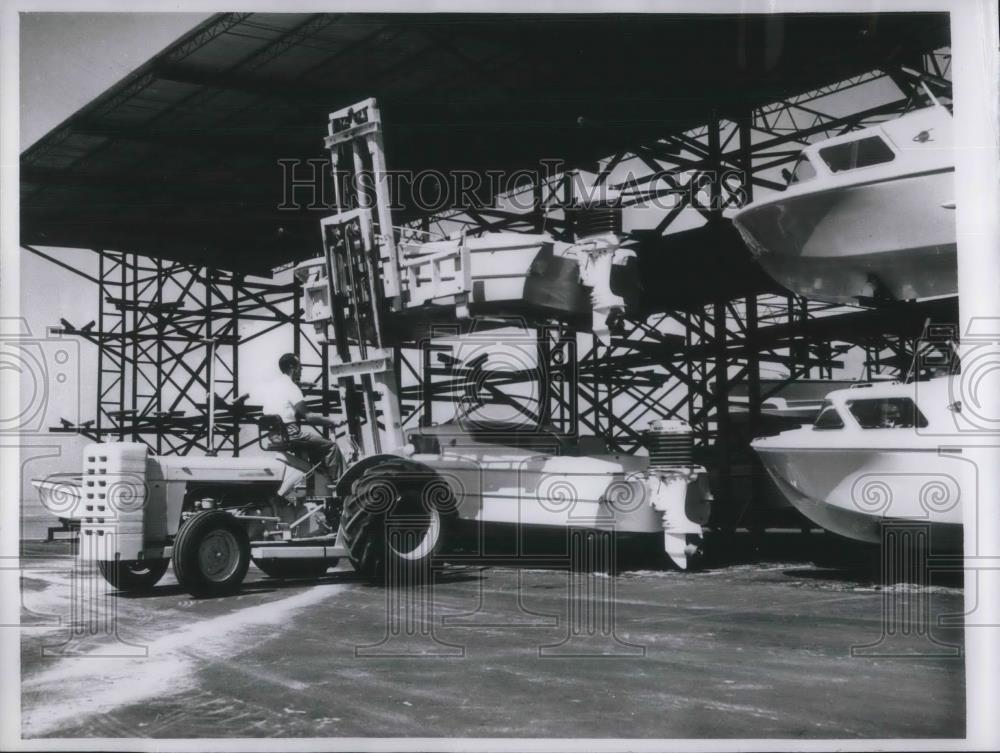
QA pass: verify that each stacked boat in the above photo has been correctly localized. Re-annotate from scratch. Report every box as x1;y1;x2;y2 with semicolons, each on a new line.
751;377;966;549
732;105;956;304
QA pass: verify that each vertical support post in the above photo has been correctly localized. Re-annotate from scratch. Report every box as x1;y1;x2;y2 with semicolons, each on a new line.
603;338;614;445
129;254;139;444
799;298;811;379
563;170;576;242
292;281;302;361
707;109;722;223
537;326;552;427
713;300;730;515
95;251;106;442
746;295;762;536
154;258;165;455
206;338;217;456
740;111;760;533
738;111;754;207
744;314;761;398
231;273;241;456
118;253;126;442
786;295;798;376
533;180;545;233
421;339;433;428
546;323;577;437
682;311;694;436
564;326;578;437
204;268;214;454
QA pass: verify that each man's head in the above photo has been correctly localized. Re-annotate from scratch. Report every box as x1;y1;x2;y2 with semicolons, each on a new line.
278;353;302;382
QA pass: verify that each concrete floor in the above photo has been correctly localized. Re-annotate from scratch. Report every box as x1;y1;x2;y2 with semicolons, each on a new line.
19;538;964;740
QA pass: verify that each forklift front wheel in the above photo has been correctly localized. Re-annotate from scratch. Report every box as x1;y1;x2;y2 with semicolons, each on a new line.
172;510;251;597
340;466;450;583
98;558;169;593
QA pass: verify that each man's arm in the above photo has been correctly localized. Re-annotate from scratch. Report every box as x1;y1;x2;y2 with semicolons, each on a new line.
292;400;343;431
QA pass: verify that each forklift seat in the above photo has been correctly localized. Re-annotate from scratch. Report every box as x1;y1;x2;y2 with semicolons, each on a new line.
258;414;294;452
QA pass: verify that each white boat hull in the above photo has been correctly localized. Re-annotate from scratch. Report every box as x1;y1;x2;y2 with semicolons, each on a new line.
754;445;966;548
425;450;708;534
734;168;956;304
31;475;83;520
732;105;957;304
401;233;592;317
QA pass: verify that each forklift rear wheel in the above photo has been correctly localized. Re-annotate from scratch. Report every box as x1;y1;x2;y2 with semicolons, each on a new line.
172;510;251;597
98;558;169;592
252;557;337;579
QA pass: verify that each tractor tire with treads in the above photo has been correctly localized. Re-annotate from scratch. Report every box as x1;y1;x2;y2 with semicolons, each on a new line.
339;461;451;584
172;510;251;597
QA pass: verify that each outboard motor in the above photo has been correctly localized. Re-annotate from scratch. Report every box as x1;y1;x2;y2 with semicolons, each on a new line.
564;191;635;343
571;194;624;239
643;418;695;469
639;419;711;569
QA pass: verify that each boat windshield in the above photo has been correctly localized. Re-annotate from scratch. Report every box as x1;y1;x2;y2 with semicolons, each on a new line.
812;401;844;430
787;155;816;185
846;397;928;429
818;135;896;173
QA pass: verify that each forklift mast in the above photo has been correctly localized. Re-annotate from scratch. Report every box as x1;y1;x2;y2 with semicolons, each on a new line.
295;98;632;458
296;99;405;456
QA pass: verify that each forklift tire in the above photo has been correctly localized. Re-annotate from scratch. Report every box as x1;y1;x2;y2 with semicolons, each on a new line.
340;463;448;584
253;557;337;579
98;558;169;592
172;510;251;597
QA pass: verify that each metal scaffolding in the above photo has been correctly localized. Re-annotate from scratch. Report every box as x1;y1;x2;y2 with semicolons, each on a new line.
30;38;955;527
30;246;334;455
405;58;951;406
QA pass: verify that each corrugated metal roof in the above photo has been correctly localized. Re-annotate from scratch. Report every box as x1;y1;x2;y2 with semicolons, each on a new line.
21;12;948;274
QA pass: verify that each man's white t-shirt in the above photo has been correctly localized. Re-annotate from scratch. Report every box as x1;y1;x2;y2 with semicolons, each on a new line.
261;375;305;425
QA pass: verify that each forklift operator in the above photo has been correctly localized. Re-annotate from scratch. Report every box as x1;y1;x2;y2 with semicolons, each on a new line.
263;353;346;483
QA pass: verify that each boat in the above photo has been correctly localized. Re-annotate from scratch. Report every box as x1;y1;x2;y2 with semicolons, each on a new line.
732;105;956;304
711;379;874;528
750;377;966;549
727;378;872;424
405;416;712;569
296;229;638;342
31;474;84;526
397;231;597;320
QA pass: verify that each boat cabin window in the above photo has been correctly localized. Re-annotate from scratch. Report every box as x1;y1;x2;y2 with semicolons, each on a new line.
846;397;928;429
812;401;845;430
818;136;895;173
787;155;816;185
